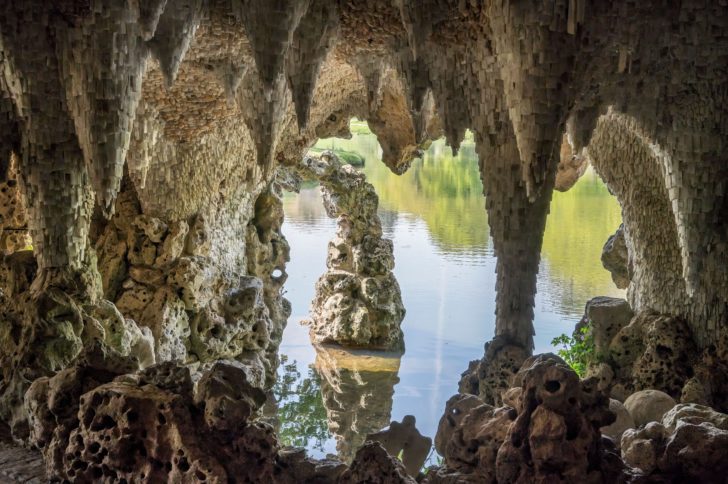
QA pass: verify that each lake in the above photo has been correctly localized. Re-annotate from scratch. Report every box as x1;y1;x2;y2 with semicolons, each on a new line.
270;126;624;464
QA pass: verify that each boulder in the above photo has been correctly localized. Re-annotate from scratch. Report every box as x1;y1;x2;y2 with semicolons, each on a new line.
661;403;728;432
624;390;676;427
600;399;634;446
579;296;633;354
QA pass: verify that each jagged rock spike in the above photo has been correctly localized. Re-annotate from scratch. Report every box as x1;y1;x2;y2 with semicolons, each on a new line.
57;0;150;216
232;0;310;93
286;0;340;131
353;55;386;115
213;61;248;106
488;1;577;201
148;0;204;88
237;69;290;170
137;0;168;41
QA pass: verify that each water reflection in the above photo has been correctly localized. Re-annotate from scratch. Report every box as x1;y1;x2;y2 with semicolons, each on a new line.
270;354;329;453
275;127;624;462
314;345;401;463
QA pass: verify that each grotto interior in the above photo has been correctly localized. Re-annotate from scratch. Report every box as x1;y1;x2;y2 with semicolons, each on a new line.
1;1;728;483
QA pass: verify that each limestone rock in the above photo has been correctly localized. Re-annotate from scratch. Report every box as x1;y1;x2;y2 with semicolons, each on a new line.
661;403;728;433
195;360;267;432
446;404;516;482
620;422;666;474
459;337;529;406
579;297;634;354
555;134;589;192
623;390;676;427
300;153;405;350
434;394;482;456
495;356;616;483
275;447;347;483
601;224;631;289
600;399;634;447
608;311;695;398
366;415;432;477
338;441;417;484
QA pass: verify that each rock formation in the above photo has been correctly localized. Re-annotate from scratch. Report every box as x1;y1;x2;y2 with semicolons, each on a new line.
294;153;406;350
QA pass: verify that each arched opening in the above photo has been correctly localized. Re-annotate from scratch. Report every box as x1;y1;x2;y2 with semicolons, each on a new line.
272;118;623;464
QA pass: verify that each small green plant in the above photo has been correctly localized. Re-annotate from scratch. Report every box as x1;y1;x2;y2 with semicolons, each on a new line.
551;324;596;377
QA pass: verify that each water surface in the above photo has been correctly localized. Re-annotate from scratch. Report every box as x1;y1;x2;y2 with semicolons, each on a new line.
272;128;623;462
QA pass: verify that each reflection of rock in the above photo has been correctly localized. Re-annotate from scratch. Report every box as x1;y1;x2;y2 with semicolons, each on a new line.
313;344;401;462
601;224;631;289
293;153;405;350
367;415;432;477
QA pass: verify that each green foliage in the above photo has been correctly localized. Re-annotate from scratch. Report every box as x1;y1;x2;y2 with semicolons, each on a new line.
308;146;365;166
272;355;331;451
551;324;596;377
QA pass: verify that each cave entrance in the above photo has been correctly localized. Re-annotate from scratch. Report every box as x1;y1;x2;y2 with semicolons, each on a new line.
270;118;624;465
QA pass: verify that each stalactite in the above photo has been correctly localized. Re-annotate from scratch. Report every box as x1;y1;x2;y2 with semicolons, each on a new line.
232;0;310;93
57;0;149;216
148;0;204;88
236;68;290;170
486;1;577;201
137;0;168;41
285;0;340;130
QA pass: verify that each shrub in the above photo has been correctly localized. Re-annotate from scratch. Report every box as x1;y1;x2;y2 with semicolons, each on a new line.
551;324;595;377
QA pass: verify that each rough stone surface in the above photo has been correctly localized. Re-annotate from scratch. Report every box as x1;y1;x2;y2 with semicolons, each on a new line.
608;311;695;399
579;297;634;355
366;415;432;477
338;441;416;484
600;399;634;448
0;1;727;482
459;336;529;406
297;153;405;350
621;406;728;482
601;224;631;289
623;390;676;428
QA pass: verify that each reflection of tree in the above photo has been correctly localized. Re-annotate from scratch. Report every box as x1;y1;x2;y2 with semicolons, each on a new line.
539;167;625;318
272;354;330;452
315;132;489;254
313;345;401;463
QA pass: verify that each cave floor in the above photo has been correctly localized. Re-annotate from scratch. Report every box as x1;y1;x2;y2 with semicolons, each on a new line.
0;424;44;483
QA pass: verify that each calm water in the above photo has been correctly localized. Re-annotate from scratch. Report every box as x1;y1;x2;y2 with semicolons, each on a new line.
271;128;624;462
